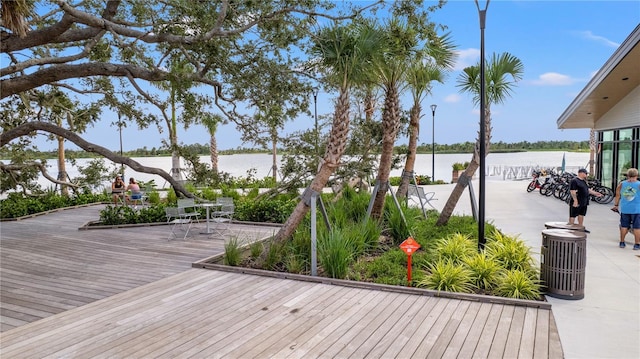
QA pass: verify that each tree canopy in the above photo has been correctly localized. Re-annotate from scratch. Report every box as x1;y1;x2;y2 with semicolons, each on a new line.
1;0;385;194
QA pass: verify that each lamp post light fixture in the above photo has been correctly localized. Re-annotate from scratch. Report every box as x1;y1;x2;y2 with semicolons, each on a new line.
430;104;437;182
312;87;319;156
475;0;490;250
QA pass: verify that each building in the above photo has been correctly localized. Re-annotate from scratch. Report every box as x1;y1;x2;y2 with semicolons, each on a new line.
557;24;639;190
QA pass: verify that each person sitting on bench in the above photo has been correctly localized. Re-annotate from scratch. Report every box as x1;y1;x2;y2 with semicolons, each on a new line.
111;176;126;205
126;177;142;207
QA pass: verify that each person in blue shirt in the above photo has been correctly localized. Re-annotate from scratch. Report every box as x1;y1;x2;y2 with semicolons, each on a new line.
612;168;640;249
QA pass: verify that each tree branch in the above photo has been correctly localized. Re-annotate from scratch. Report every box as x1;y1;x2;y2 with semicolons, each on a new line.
1;121;194;198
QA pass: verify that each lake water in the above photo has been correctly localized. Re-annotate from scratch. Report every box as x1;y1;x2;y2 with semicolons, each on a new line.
22;151;590;190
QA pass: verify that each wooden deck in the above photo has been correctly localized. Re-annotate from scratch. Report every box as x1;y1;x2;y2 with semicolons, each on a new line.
0;205;564;358
0;268;563;358
0;204;279;332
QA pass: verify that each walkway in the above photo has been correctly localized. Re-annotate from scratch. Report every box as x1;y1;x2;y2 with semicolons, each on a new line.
423;179;640;359
0;204;278;332
0;202;563;358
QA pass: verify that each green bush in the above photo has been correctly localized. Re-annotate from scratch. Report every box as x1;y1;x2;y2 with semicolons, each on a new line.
351;249;412;286
417;259;476;293
224;237;242;266
234;197;295;223
494;269;542;300
0;191;108;219
318;229;353;279
485;229;536;274
464;252;501;291
432;233;476;265
249;241;264;259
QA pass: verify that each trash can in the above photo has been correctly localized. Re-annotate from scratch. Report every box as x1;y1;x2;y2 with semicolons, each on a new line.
540;228;587;300
544;221;584;231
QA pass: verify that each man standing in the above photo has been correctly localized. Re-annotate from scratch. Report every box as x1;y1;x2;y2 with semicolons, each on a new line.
612;168;640;249
568;168;602;233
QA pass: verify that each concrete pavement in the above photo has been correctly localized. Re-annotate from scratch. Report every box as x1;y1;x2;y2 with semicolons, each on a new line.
419;178;640;359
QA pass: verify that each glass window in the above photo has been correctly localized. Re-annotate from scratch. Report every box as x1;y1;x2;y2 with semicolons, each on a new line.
619;128;633;141
601;142;613;187
618;140;632;178
602;130;614;141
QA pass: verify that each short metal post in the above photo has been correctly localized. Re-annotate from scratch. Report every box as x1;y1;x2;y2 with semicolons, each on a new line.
311;193;318;276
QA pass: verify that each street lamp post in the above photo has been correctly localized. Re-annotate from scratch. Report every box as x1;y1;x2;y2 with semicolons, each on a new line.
313;88;319;156
430;104;437;182
475;0;490;250
117;112;125;179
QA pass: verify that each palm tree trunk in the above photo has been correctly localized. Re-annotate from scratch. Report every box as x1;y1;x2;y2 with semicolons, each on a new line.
274;90;351;242
271;137;277;183
397;103;421;199
210;136;218;173
169;86;183;181
56;135;69;196
436;153;479;225
370;85;401;219
436;107;492;225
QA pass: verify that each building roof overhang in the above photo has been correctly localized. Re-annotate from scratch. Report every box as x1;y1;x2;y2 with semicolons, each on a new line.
557;24;640;129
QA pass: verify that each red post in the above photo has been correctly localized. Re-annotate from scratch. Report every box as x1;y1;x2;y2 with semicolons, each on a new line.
407;253;413;286
399;237;421;287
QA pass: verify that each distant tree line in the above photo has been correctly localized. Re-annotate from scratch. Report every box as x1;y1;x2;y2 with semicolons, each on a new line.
4;140;589;160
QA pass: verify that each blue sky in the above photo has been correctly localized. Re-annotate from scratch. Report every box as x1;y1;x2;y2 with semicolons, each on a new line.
39;0;640;152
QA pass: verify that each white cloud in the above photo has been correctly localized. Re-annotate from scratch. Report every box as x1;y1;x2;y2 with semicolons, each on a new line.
532;72;575;86
577;30;620;48
453;48;480;71
444;94;461;103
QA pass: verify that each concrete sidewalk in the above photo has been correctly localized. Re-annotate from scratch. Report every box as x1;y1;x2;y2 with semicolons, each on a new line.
419;178;640;359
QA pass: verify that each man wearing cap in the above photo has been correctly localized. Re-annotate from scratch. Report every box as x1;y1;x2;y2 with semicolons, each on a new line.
612;168;640;249
568;168;603;233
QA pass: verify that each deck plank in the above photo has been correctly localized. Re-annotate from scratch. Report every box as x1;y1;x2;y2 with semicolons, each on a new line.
330;292;412;358
412;299;463;356
488;304;516;358
439;301;483;358
425;300;472;358
534;309;551;359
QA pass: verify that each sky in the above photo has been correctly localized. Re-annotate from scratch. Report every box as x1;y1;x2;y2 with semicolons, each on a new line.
31;0;640;152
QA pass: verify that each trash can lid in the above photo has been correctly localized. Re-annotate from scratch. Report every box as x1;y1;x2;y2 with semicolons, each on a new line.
542;228;587;239
544;221;585;230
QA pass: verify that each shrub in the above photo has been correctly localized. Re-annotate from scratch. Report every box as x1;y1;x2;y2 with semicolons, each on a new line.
264;241;285;271
494;269;542;300
284;254;306;274
432;233;476;265
385;201;421;246
249;241;264;259
224;237;242;266
417;259;476;293
485;229;536;274
318;229;353;279
351;250;411;286
99;205;138;225
464;252;501;290
234;197;295;223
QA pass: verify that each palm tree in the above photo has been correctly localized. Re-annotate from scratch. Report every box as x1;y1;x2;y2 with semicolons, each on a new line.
397;33;457;199
436;52;524;226
1;0;32;38
368;19;419;219
272;24;379;242
200;114;223;173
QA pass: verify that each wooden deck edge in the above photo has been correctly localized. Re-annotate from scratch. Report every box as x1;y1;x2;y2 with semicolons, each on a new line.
78;221;168;230
192;262;552;309
0;202;104;222
78;219;282;231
